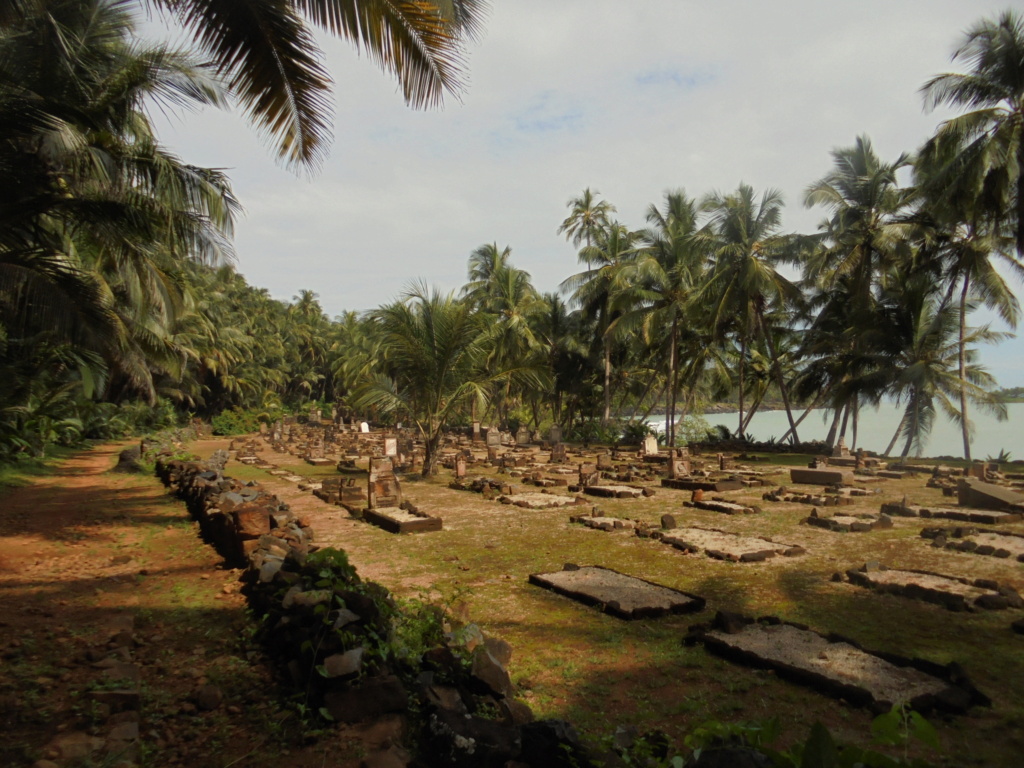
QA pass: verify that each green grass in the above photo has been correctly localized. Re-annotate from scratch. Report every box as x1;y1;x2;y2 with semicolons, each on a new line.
0;444;85;493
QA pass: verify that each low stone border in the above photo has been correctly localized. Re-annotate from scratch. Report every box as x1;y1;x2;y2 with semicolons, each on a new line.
805;509;893;533
841;563;1024;612
683;498;759;515
881;501;1023;525
686;612;989;715
361;504;443;533
656;525;804;562
662;477;743;492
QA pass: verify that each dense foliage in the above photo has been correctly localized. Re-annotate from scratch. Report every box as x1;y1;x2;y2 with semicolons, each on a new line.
2;4;1023;466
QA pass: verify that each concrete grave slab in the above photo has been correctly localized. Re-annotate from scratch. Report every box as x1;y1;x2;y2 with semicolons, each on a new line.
529;565;704;619
497;492;584;510
659;526;804;561
957;478;1024;512
684;498;759;515
921;527;1024;561
844;564;1022;611
583;484;644;499
569;512;637;532
880;502;1022;525
661;477;743;492
361;506;442;534
805;510;893;533
689;613;987;714
790;467;854;485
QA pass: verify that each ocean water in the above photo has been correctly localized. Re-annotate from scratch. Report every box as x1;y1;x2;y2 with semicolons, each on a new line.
649;401;1024;460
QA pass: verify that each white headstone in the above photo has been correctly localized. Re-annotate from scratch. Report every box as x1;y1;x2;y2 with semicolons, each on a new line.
642;434;659;455
360;421;370;433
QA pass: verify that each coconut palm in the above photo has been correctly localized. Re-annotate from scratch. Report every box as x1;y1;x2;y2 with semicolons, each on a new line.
702;183;802;441
0;0;489;167
558;188;617;251
352;285;530;477
920;9;1024;253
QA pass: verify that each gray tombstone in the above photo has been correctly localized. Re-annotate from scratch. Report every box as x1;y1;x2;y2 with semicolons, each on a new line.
642;434;659;456
516;426;531;446
485;429;501;448
472;421;482;441
384;437;398;457
548;424;563;445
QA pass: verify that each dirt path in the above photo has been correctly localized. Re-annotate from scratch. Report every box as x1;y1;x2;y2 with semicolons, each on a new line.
0;442;385;768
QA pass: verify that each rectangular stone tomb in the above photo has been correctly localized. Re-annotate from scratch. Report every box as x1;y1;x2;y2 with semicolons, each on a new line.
790;467;854;485
360;506;442;534
921;527;1024;562
661;477;743;492
844;565;1022;611
497;492;585;510
957;478;1024;512
305;457;335;466
684;499;758;515
879;502;1022;525
569;513;636;531
689;613;986;714
805;510;893;533
529;565;704;619
583;484;644;499
660;527;804;561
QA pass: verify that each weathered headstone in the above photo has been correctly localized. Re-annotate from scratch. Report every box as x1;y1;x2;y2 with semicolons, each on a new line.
455;455;467;478
578;463;600;487
641;434;659;456
548;424;563;445
485;429;501;448
549;443;567;464
384;437;398;457
472;421;481;441
360;421;370;433
516;426;531;446
367;457;402;509
832;436;850;459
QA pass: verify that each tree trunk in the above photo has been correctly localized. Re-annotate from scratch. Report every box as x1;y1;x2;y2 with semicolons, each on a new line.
824;405;843;448
422;430;442;478
757;308;799;443
737;336;746;438
851;398;859;451
959;275;972;462
602;334;612;426
778;386;832;444
628;372;658;422
838;400;851;441
667;318;679;447
884;409;909;457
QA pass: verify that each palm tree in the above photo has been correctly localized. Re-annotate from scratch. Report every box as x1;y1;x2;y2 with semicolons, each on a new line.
0;0;489;168
702;183;801;441
558;188;617;251
561;221;637;425
352;285;530;477
920;9;1024;253
616;190;707;446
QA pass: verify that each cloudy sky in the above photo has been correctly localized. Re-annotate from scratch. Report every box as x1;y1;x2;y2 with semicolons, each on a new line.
149;1;1024;385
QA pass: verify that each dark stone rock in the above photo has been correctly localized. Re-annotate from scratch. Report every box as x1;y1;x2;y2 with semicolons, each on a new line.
195;684;224;711
113;446;144;474
520;720;593;768
323;676;408;723
323;647;364;678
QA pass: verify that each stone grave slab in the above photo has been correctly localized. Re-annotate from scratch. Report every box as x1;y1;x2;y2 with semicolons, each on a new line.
661;477;743;492
790;467;853;485
844;564;1022;612
957;478;1024;512
528;565;704;620
361;506;442;534
659;527;804;562
497;492;585;510
805;510;893;533
569;512;636;532
583;484;644;499
684;498;758;515
688;613;986;714
921;527;1024;561
879;502;1022;525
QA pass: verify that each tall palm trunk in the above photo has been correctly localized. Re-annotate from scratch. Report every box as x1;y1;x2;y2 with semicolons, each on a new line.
737;335;746;438
851;398;859;450
667;317;679;446
884;409;910;457
757;308;800;443
824;404;843;448
602;333;611;426
959;274;972;462
778;386;832;444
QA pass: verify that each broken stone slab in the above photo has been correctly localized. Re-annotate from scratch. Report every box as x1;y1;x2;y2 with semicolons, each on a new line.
361;506;442;534
528;565;704;620
805;510;893;533
687;612;988;715
683;499;758;515
569;512;637;531
957;478;1024;512
582;484;644;499
844;564;1022;611
659;526;804;562
920;527;1024;561
661;477;743;492
497;492;584;510
790;467;854;485
879;501;1022;525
